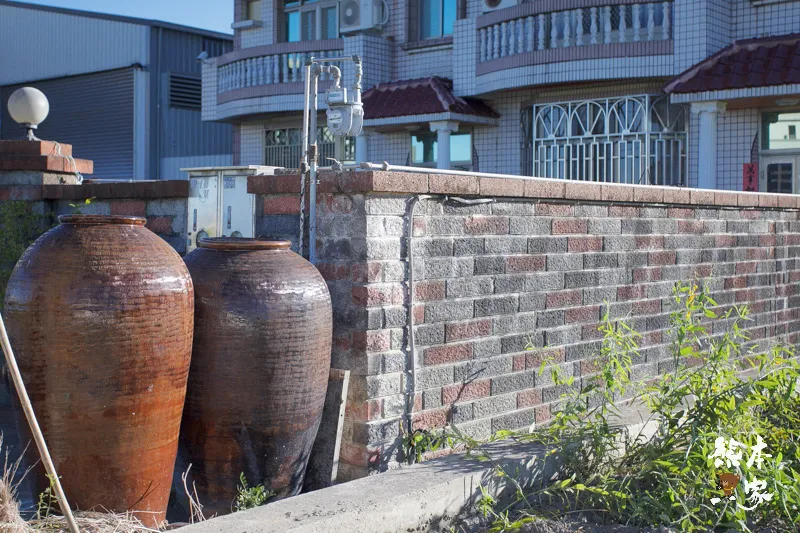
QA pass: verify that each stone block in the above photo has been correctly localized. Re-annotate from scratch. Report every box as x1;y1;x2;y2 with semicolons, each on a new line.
424;343;473;365
411;238;454;258
453;237;484;256
493;274;527;294
519;292;547;312
454;355;514;382
474;295;519;316
423;257;474;279
415;366;454;390
485;236;528;254
509;217;550;235
415;323;446;346
447;277;494;298
524;272;565;292
528;236;568;254
425;299;475;322
473;338;502;358
472;393;517;419
492;408;536;432
584;253;617;269
474;256;506;275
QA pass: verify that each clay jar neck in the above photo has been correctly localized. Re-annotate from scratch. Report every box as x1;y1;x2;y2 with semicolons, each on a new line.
58;215;147;226
198;238;292;252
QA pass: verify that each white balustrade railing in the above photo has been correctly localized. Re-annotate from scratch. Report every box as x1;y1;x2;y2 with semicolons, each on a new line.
217;49;344;94
478;1;672;63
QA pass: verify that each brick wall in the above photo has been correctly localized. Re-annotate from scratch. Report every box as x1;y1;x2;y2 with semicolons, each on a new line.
252;170;800;480
0;180;190;254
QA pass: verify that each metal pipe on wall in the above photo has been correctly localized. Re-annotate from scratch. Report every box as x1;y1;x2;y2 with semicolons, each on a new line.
309;67;320;264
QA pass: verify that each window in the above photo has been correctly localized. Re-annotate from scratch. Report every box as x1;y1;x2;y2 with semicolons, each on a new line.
419;0;456;40
265;127;354;168
762;111;800;151
284;0;339;42
246;0;262;21
522;95;688;186
410;132;472;169
765;162;794;193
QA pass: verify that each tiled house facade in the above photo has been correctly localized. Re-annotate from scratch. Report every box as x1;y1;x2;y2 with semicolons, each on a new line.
202;0;800;192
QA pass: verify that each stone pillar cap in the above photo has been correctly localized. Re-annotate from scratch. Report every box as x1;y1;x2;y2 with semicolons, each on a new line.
0;139;93;175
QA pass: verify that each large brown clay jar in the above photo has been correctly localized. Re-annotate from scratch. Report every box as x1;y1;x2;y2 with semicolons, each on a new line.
181;238;332;516
3;215;194;528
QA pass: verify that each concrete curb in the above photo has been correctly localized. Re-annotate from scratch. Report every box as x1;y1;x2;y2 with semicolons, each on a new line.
179;440;554;533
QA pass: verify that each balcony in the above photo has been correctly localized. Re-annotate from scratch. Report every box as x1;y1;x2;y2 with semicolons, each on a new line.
206;39;343;121
472;1;674;93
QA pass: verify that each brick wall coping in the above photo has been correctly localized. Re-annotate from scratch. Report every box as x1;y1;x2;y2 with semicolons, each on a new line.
0;140;72;157
0;154;94;175
248;171;800;210
0;180;189;201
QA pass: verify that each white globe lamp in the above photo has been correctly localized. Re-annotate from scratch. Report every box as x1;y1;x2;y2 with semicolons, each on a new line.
7;87;49;141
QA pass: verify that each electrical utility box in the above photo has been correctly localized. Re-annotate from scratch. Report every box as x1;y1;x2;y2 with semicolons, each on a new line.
182;166;280;252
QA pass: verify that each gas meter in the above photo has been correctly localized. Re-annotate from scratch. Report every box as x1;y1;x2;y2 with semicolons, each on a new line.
326;85;363;136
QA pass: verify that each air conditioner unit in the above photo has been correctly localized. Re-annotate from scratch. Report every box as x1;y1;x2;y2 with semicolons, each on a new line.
482;0;518;13
339;0;383;33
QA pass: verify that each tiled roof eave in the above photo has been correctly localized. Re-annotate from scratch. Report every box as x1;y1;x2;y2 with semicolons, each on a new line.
664;33;800;95
668;83;800;104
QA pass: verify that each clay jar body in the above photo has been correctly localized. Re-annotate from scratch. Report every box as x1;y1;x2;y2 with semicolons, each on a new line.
3;215;194;527
181;238;332;516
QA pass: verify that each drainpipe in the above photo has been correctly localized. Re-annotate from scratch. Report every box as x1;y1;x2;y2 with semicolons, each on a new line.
309;65;320;264
404;194;432;434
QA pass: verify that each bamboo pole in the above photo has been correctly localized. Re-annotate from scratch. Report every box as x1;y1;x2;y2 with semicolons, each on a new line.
0;312;80;533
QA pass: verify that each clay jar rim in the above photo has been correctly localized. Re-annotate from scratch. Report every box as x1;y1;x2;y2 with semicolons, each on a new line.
58;214;147;226
198;237;292;251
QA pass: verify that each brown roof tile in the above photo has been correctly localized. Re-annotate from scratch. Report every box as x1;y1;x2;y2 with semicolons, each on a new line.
664;33;800;94
362;77;499;120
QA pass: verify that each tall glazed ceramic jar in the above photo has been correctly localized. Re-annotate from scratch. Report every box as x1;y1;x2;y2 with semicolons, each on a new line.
181;238;332;516
3;215;194;528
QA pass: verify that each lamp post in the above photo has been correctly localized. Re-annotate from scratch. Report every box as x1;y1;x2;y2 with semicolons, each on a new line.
7;87;50;141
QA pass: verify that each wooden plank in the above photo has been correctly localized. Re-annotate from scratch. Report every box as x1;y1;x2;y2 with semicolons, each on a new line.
303;368;350;492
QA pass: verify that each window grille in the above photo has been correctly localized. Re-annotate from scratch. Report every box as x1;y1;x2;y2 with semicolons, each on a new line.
522;95;687;186
265;127;354;168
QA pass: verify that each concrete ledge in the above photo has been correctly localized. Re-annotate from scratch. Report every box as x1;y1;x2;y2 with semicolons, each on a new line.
248;171;800;209
179;440;552;533
177;398;662;533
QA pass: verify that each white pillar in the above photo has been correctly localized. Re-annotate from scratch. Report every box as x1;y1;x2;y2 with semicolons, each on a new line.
355;130;370;164
429;121;459;170
691;101;726;190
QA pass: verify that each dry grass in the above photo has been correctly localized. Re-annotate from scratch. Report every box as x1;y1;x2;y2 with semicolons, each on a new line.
25;512;160;533
0;435;28;533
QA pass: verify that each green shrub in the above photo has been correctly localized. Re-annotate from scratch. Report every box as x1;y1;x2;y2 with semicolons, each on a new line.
233;473;273;512
0;201;50;308
469;282;800;532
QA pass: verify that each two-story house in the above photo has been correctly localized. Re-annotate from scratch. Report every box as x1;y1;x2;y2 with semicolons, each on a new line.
201;0;800;194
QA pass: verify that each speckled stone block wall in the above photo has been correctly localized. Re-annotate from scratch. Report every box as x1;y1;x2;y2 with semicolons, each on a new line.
253;170;800;479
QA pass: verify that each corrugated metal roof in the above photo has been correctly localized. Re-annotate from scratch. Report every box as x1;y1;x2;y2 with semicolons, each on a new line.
0;3;150;85
0;0;232;40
